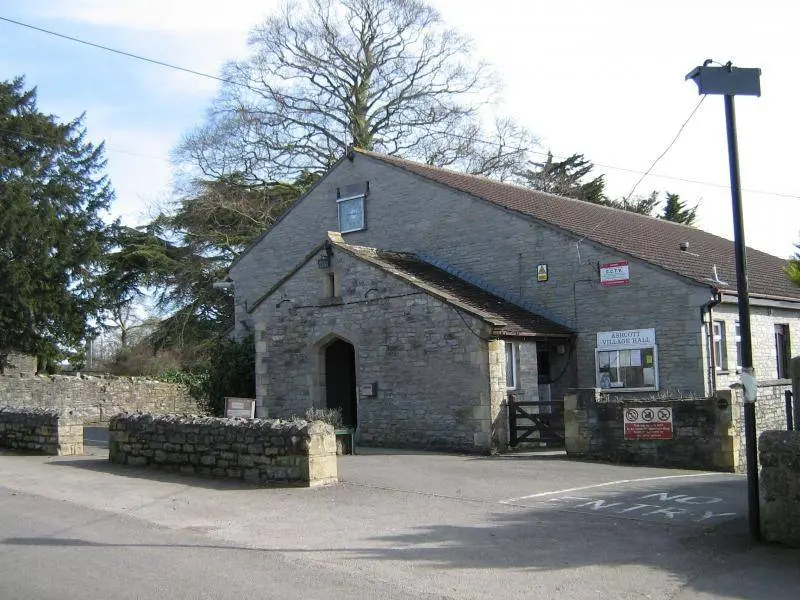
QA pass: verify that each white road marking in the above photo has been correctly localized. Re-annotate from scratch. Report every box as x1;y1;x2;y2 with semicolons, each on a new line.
498;472;732;505
543;494;739;522
640;492;723;504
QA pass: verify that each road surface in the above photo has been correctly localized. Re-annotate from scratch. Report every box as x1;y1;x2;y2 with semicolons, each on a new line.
1;447;798;599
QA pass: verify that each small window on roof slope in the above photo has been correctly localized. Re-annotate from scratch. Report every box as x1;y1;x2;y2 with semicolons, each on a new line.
336;182;369;234
338;195;364;233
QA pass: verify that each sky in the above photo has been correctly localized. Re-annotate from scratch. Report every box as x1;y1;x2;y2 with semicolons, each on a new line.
1;0;798;258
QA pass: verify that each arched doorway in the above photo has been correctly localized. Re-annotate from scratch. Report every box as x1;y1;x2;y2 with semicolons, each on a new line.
324;339;357;427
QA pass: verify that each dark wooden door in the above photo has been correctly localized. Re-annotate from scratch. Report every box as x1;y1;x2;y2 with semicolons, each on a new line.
325;339;357;427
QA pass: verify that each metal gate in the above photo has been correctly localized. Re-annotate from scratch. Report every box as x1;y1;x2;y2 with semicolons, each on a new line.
507;395;565;447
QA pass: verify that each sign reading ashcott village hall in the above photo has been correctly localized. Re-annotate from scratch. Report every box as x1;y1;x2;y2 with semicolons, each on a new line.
596;329;656;348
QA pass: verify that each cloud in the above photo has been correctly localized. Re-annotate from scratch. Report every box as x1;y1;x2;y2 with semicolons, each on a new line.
32;0;277;33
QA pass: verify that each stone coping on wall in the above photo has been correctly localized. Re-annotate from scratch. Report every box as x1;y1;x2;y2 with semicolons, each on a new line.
759;430;800;547
1;406;62;417
109;413;337;487
753;378;791;388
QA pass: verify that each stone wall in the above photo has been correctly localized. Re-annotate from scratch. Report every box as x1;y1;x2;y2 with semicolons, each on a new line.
565;384;795;473
565;389;735;471
0;374;202;422
759;430;800;547
0;407;83;455
730;380;792;473
108;414;337;487
0;352;37;377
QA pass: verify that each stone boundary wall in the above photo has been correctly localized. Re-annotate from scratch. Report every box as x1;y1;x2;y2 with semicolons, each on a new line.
731;380;792;473
0;407;83;455
108;414;337;487
759;430;800;547
565;389;735;471
0;374;202;422
0;352;37;377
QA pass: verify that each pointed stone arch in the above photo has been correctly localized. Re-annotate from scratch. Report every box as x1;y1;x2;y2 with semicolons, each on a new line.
310;331;359;427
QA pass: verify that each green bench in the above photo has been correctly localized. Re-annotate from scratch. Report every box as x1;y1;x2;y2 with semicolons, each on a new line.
334;427;356;455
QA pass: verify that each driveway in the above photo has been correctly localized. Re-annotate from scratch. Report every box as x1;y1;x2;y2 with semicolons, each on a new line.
0;447;797;600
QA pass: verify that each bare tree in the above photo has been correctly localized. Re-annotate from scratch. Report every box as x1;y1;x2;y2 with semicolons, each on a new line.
176;0;535;184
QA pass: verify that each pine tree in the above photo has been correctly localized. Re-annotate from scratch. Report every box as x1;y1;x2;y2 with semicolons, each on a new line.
100;175;310;352
0;77;115;366
659;192;698;225
518;152;607;204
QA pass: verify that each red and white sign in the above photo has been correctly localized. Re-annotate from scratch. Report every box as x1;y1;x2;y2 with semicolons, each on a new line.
600;260;630;287
624;406;672;440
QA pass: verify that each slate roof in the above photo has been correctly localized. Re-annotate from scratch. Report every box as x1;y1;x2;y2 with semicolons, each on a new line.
333;237;572;338
356;149;800;302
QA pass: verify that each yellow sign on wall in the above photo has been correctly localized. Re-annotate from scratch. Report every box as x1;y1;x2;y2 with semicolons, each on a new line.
537;264;548;282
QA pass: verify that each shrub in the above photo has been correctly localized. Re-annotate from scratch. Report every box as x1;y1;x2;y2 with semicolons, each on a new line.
153;335;255;416
304;407;343;428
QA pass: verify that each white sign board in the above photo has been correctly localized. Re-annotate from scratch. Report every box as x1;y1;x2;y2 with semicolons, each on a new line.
225;397;256;418
600;260;630;287
597;328;656;349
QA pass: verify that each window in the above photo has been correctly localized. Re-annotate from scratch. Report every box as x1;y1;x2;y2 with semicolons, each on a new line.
324;271;338;298
595;328;658;392
775;324;791;379
734;322;742;370
597;348;657;390
505;342;517;389
337;195;365;233
713;320;727;371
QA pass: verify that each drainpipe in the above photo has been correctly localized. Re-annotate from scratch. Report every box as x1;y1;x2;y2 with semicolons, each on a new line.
705;288;722;395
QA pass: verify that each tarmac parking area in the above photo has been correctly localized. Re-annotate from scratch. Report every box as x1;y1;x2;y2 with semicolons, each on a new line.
2;446;796;600
340;448;744;529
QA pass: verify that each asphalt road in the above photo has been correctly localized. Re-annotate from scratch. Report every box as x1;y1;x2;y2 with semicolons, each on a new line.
1;447;799;600
83;426;108;448
0;488;430;600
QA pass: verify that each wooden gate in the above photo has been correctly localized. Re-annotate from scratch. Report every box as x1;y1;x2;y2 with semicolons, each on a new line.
508;395;565;447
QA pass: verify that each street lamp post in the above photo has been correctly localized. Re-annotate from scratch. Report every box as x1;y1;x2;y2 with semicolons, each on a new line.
686;61;762;542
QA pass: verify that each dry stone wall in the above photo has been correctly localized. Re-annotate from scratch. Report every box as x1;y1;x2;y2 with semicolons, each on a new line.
0;407;83;455
565;389;736;471
1;352;37;377
0;374;201;422
566;385;796;473
109;414;337;487
759;430;800;547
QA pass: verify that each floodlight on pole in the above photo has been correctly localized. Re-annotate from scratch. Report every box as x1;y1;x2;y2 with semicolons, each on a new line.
686;60;762;542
